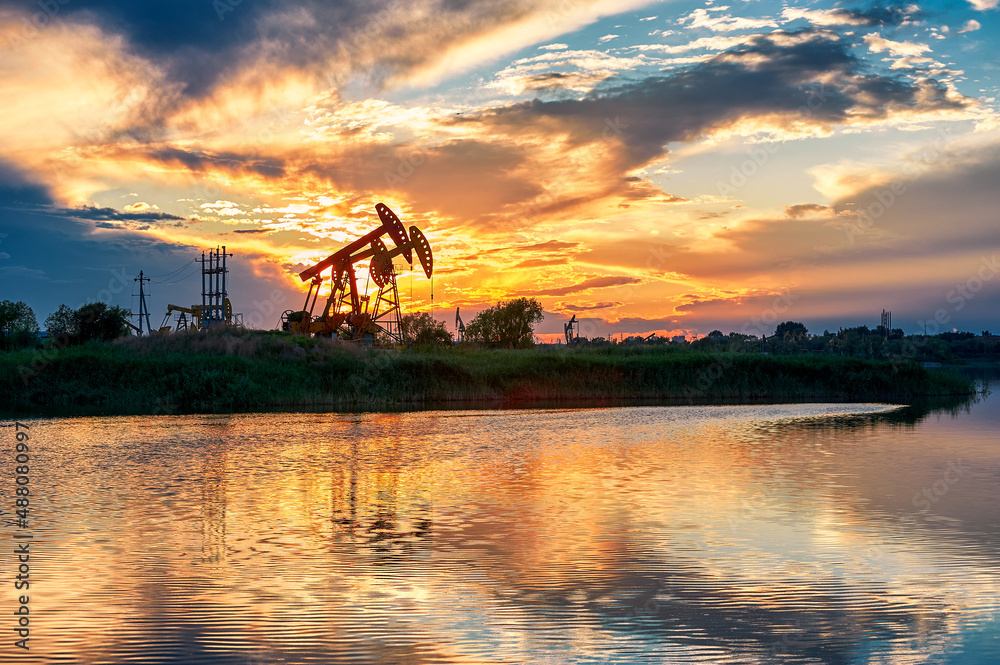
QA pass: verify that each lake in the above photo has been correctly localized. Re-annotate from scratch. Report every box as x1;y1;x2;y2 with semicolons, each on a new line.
4;371;998;664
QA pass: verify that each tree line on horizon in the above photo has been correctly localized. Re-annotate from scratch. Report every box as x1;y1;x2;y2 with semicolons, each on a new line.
1;298;994;363
0;300;131;351
0;297;546;351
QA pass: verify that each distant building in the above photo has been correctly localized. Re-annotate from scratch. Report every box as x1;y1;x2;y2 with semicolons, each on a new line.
671;335;686;343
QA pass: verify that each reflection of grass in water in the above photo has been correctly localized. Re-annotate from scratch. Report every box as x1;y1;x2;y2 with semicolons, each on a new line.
0;328;975;415
895;393;984;422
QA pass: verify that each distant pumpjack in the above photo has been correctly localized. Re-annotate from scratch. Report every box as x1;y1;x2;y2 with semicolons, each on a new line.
158;300;236;332
282;202;433;344
564;314;578;345
455;307;465;342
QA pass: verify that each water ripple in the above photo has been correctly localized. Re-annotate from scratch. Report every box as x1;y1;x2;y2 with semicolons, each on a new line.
4;401;998;663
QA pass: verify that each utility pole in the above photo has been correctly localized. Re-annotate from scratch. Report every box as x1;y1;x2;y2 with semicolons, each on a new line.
135;270;152;335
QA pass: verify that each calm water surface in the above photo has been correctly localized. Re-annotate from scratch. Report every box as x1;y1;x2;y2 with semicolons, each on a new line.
4;376;999;664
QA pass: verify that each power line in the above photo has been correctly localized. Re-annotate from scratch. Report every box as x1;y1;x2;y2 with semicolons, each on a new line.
153;265;200;285
148;259;196;282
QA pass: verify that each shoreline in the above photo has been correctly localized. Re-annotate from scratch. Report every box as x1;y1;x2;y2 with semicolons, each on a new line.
1;330;976;418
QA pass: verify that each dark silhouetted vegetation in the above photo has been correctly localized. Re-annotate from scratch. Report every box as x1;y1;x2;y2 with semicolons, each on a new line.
774;321;808;339
0;300;39;351
44;304;76;337
0;327;974;415
73;302;132;342
464;297;543;348
583;320;999;364
42;301;132;344
399;312;453;346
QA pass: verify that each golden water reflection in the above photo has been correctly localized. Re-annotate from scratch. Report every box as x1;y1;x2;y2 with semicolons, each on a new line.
9;400;1000;664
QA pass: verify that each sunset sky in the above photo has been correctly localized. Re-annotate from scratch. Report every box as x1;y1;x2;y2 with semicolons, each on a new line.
1;0;998;340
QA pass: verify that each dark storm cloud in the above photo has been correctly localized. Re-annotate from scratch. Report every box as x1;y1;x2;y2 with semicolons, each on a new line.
850;2;915;26
372;29;971;229
0;162;183;228
0;0;265;97
476;31;968;173
1;0;573;102
60;0;318;96
816;3;915;26
61;205;185;223
0;194;197;321
147;147;286;178
0;158;53;206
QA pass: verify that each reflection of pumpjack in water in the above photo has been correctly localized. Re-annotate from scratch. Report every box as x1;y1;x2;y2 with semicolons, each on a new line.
200;438;228;563
330;440;432;553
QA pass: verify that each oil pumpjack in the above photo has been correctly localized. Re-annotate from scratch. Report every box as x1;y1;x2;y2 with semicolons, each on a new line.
564;314;578;345
455;307;465;342
281;202;433;343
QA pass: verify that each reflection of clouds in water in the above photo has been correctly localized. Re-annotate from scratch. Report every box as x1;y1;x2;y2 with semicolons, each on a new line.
20;397;1000;663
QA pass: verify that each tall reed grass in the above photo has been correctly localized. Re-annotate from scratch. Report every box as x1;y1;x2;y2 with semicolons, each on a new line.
0;329;974;415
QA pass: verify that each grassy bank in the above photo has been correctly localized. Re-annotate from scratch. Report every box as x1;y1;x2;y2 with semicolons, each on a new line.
0;329;974;415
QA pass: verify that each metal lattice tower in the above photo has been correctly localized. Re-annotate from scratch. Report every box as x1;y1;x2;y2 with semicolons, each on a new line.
199;246;233;328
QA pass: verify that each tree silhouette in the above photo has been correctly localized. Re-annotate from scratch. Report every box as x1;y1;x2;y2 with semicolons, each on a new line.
0;300;39;350
73;302;131;342
399;312;453;346
774;321;808;338
465;298;544;348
